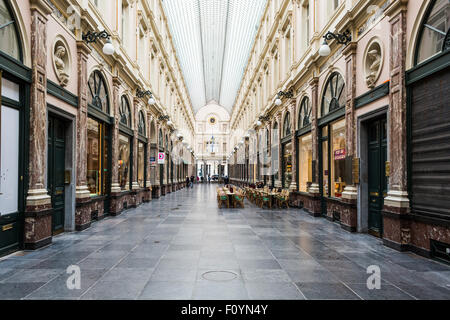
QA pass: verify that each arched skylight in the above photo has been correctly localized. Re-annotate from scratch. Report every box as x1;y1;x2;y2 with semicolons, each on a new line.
162;0;267;113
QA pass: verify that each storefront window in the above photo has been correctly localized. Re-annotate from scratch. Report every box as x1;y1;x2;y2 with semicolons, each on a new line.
331;119;346;198
0;0;21;61
138;141;145;188
283;142;292;189
298;133;312;192
118;133;131;190
87;118;109;196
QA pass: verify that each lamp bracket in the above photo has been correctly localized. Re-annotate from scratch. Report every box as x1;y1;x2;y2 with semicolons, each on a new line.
323;30;352;45
82;30;111;44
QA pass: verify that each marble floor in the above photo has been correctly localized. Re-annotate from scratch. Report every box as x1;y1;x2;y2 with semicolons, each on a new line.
1;184;450;300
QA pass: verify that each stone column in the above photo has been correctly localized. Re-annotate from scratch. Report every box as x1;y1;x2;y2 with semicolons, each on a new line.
110;77;121;195
25;0;53;249
132;98;140;191
155;121;161;188
307;77;320;195
146;113;152;194
266;121;272;185
74;40;91;230
342;42;358;201
289;99;297;192
383;0;410;249
306;77;321;216
274;112;282;188
340;42;358;231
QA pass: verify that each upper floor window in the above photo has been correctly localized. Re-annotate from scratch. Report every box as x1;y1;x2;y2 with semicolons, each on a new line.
119;96;131;127
298;96;311;129
138;111;146;136
0;0;21;61
283;112;292;137
88;70;110;113
321;72;345;117
415;0;450;65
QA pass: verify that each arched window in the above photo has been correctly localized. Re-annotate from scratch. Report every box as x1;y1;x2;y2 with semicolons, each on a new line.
0;0;22;61
415;0;450;65
88;71;110;113
298;97;312;129
159;129;163;148
283;112;291;137
321;72;345;117
119;96;131;127
138;111;146;136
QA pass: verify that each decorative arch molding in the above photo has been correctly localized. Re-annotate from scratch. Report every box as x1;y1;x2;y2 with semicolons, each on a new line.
87;68;112;115
319;70;346;118
406;0;433;70
7;0;30;66
297;95;311;130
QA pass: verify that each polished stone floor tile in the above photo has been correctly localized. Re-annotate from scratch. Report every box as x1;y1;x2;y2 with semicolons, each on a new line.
1;184;449;300
295;282;361;300
245;282;305;300
139;281;195;300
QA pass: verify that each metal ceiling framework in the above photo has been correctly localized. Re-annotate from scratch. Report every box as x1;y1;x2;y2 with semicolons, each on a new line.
162;0;267;113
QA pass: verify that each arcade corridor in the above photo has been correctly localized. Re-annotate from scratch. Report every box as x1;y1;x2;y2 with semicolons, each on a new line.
0;184;449;300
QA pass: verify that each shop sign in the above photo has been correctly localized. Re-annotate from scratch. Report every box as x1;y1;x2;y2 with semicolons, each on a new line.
158;153;165;164
334;149;346;160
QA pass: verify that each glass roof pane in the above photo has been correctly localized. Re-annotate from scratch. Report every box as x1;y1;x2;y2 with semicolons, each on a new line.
162;0;267;113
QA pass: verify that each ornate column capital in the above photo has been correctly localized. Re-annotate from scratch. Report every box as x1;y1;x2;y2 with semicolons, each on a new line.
30;0;53;17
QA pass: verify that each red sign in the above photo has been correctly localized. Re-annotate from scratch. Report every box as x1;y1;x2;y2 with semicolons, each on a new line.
334;149;346;160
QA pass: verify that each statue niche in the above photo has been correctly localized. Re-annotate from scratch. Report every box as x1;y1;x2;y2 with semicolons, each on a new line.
364;41;382;89
53;40;70;87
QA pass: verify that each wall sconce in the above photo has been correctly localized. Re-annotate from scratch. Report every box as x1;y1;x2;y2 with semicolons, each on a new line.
275;89;294;106
136;88;155;105
82;30;114;56
319;30;352;57
159;115;171;127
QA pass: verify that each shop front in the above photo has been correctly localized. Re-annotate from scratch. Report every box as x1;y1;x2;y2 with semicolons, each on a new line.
281;112;293;189
318;72;351;223
0;19;28;255
83;70;112;225
291;96;316;211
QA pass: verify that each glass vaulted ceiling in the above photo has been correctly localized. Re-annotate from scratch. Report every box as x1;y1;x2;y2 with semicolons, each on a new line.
162;0;267;113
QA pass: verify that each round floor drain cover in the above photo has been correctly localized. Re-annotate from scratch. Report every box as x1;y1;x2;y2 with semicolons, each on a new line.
201;271;238;282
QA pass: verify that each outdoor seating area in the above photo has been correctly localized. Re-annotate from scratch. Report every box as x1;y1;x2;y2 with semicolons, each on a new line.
244;186;290;209
216;186;246;208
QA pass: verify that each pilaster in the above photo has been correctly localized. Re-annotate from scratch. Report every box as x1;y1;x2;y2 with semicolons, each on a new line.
25;0;53;249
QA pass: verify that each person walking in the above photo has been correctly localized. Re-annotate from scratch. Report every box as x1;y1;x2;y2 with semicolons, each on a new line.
186;176;190;188
190;175;194;188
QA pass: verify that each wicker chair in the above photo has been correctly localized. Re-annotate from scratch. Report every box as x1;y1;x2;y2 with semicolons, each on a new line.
260;192;272;209
217;190;229;208
234;192;245;208
277;189;290;209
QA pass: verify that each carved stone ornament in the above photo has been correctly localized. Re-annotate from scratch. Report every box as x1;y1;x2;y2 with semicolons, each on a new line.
364;39;383;89
52;37;71;87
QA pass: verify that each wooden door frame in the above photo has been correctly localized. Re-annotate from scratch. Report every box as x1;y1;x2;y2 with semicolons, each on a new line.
356;106;389;234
